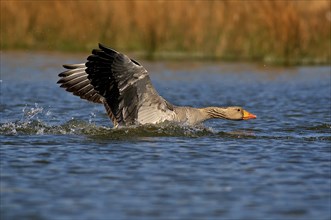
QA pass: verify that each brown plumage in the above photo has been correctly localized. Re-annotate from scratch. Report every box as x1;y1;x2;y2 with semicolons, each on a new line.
57;43;256;127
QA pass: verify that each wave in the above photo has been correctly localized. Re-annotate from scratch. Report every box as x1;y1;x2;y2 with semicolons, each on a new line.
1;119;329;141
0;119;215;138
1;105;330;141
0;105;213;138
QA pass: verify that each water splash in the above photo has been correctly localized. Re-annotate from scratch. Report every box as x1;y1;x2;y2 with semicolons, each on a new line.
22;103;44;121
1;104;330;141
0;104;213;138
2;104;56;135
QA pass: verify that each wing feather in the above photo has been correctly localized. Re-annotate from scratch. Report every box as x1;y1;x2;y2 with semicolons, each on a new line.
57;65;103;104
58;43;175;126
85;43;174;126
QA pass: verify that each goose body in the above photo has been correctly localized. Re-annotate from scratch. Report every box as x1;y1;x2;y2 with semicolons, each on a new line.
57;44;256;127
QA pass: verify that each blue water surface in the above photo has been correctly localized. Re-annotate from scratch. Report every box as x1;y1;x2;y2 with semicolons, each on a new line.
1;51;330;220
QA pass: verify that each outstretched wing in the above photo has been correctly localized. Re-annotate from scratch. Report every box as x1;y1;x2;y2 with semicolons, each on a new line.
58;64;103;103
58;43;175;126
57;63;119;126
86;43;175;126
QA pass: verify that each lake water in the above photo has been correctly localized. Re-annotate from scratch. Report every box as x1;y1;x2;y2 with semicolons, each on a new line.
1;51;330;220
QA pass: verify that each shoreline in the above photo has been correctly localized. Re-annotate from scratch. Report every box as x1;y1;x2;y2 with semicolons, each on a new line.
1;49;329;66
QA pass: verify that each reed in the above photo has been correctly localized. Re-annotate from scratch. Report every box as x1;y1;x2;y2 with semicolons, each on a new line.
1;1;330;64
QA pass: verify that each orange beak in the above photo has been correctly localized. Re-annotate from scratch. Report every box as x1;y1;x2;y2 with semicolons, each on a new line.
243;110;257;120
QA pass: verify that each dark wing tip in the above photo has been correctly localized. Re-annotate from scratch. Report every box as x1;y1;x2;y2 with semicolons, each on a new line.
98;43;141;66
56;78;64;84
98;43;106;49
63;64;76;69
63;64;85;69
98;43;119;56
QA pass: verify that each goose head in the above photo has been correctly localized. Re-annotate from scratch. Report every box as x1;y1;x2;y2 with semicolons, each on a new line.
205;106;257;120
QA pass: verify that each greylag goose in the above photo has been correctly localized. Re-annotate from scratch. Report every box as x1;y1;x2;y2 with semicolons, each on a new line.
57;43;256;127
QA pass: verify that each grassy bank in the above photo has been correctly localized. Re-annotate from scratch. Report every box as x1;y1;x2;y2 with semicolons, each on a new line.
1;1;330;65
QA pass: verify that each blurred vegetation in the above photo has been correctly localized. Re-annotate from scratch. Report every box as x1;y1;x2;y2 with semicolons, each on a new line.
1;0;330;65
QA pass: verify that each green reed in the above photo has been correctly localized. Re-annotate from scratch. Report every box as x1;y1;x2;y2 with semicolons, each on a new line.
1;1;330;65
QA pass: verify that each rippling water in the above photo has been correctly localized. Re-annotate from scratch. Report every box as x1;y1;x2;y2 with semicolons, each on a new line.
1;52;330;220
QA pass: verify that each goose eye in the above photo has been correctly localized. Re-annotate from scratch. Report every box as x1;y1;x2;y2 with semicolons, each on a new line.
237;109;241;112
